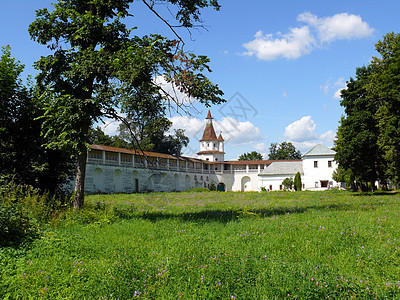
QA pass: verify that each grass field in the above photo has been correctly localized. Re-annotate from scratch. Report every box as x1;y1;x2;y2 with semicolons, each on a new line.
1;190;400;299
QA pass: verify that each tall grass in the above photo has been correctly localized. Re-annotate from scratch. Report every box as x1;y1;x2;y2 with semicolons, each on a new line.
1;190;400;299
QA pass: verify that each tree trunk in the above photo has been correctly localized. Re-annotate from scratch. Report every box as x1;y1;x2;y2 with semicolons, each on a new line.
73;144;87;209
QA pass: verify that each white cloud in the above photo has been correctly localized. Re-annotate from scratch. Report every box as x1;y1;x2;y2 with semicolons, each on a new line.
282;91;288;97
242;27;315;60
284;116;319;142
333;77;346;99
333;88;344;99
298;12;374;43
154;75;195;106
320;130;336;143
215;117;262;146
321;77;346;98
243;12;374;61
169;115;204;138
283;117;336;152
292;141;318;153
98;118;121;136
169;115;262;147
254;142;267;152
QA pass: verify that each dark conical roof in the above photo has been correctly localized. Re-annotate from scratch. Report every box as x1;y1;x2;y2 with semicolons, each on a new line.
200;110;218;141
200;123;218;141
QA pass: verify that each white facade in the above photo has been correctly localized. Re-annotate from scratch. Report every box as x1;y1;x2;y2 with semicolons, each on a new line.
302;145;338;190
71;113;338;194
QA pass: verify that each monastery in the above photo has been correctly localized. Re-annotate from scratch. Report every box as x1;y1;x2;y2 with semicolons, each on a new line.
80;111;338;193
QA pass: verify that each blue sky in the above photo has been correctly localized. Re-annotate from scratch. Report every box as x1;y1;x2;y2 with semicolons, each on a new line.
2;0;400;160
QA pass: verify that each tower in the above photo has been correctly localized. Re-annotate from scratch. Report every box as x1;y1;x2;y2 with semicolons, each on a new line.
197;110;225;162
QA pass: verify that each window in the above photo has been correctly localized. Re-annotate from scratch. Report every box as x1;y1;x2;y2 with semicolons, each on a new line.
314;161;318;168
328;161;332;168
269;185;273;191
315;182;319;188
206;158;209;161
321;181;328;188
280;185;282;190
214;143;216;148
215;158;218;161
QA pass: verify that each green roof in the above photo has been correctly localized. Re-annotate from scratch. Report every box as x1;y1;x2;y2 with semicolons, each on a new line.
303;144;335;157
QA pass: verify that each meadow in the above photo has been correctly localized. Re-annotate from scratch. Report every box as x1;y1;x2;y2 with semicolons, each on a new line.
1;189;400;299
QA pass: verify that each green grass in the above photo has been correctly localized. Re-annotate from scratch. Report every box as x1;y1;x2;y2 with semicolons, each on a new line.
1;190;400;299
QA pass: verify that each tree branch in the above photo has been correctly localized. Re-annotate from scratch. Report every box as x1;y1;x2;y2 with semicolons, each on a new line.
141;0;185;46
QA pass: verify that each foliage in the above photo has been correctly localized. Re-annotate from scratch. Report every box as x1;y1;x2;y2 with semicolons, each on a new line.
282;177;294;190
0;180;71;247
0;46;73;194
209;181;216;191
260;186;267;192
334;65;383;191
332;166;355;190
2;190;400;298
88;126;130;149
238;151;263;161
294;171;302;191
29;0;224;208
335;32;400;188
268;142;302;160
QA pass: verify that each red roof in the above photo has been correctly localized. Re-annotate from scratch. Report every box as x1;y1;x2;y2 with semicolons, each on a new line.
197;150;225;155
206;109;213;119
90;144;210;163
200;123;218;141
217;133;224;141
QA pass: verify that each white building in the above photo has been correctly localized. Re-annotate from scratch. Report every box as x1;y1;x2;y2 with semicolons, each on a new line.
76;111;338;193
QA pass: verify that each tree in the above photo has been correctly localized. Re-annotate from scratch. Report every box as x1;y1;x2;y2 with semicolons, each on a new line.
238;151;263;161
118;116;189;156
334;32;400;189
334;65;384;191
332;166;355;190
29;0;224;209
294;172;302;191
282;177;294;190
0;46;73;193
268;142;302;160
88;126;131;149
367;32;400;185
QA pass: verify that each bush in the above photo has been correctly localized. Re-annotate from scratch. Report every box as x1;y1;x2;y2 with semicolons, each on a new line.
294;172;302;191
0;180;71;247
209;181;216;191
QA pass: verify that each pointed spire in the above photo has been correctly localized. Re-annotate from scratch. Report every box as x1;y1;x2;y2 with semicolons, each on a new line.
200;110;218;141
218;132;224;141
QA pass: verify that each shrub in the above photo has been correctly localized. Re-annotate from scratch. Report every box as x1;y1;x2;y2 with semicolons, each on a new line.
0;180;71;247
209;181;216;191
282;177;294;190
294;172;302;191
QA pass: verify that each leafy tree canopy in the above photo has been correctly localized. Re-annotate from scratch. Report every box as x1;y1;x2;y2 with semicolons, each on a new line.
268;142;302;160
29;0;224;208
0;46;73;193
282;177;294;190
334;32;400;189
238;151;263;161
